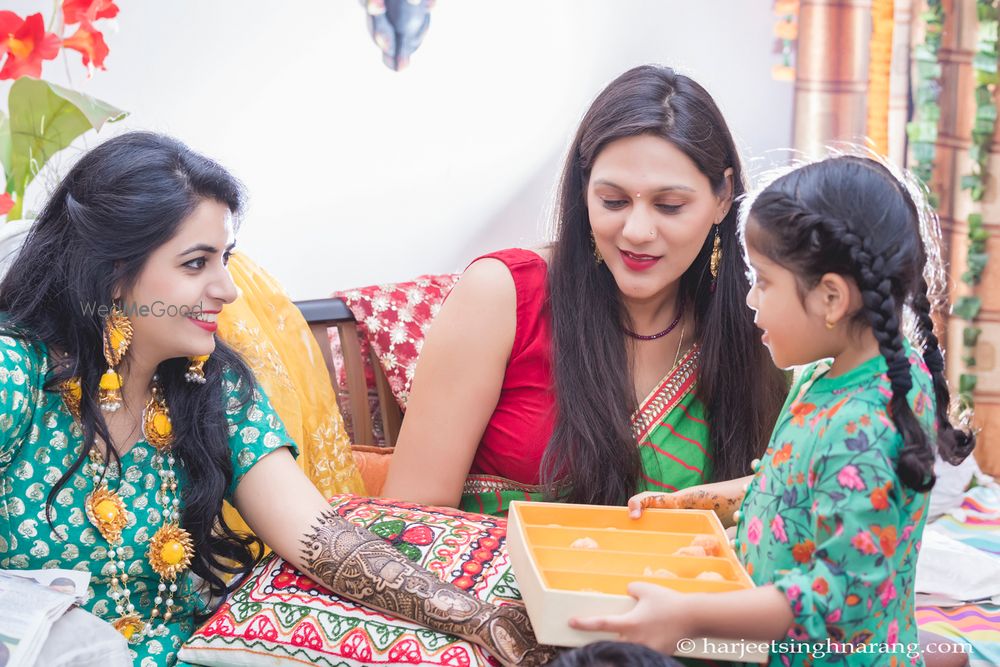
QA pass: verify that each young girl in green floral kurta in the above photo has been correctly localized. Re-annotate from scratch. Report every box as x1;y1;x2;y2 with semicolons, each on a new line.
572;155;976;666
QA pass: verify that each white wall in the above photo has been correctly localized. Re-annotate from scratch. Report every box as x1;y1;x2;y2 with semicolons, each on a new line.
5;1;793;299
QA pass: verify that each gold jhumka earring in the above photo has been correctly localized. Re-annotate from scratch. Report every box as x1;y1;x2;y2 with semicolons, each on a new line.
99;304;132;412
184;355;209;384
709;225;722;292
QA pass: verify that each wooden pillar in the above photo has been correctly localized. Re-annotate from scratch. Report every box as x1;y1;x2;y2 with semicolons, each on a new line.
887;0;914;165
934;0;1000;475
963;153;1000;476
794;0;874;156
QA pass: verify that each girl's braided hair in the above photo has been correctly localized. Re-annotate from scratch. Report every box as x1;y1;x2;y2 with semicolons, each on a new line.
745;155;974;491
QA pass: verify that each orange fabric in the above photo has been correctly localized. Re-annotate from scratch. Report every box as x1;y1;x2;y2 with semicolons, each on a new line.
351;445;395;496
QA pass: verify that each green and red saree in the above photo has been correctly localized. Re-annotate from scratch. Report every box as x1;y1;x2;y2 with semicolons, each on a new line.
459;346;711;516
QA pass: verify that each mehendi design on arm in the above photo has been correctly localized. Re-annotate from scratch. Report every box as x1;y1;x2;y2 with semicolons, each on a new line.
300;510;557;667
642;488;746;525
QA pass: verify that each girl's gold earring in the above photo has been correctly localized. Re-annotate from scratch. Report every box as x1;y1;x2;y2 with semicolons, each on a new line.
100;304;132;412
185;355;209;384
825;319;836;330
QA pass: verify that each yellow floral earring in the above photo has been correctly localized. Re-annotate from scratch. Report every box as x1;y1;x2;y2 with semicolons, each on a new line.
100;304;132;412
185;355;209;384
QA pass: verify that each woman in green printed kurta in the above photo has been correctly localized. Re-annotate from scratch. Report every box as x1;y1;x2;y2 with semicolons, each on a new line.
571;156;975;666
0;132;552;667
0;335;293;665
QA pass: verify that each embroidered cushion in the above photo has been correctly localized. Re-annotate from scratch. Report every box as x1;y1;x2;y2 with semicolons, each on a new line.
179;495;519;667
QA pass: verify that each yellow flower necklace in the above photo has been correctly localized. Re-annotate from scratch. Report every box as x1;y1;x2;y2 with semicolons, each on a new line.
62;376;194;642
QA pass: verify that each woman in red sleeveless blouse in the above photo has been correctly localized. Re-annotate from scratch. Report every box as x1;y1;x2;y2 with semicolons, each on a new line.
383;66;787;518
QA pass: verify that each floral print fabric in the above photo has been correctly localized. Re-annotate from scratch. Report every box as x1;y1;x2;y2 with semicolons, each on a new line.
0;332;296;666
735;345;936;666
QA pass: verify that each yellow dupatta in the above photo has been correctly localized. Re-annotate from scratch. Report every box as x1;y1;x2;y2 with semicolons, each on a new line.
217;253;365;535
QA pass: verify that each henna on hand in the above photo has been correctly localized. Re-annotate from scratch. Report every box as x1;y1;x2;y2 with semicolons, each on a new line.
300;510;557;666
640;488;745;525
675;488;745;525
640;493;680;510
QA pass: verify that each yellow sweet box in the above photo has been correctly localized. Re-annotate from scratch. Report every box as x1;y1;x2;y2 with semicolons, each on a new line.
507;501;768;663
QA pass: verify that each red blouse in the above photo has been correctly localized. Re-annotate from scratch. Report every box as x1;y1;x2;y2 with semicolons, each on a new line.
466;248;555;485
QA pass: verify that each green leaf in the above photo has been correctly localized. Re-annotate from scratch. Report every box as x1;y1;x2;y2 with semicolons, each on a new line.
973;50;999;73
974;117;996;134
961;269;981;285
368;519;405;540
967;252;989;274
394;543;423;562
959;373;978;394
975;102;998;122
8;78;127;217
970;143;983;164
970;226;990;243
963;326;982;347
975;68;999;86
0;110;9;185
953;296;983;320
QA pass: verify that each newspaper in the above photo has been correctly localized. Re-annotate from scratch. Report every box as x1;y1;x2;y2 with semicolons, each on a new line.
0;570;90;667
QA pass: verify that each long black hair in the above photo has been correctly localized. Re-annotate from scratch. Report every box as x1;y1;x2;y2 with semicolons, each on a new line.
0;131;262;601
542;65;789;505
746;155;975;491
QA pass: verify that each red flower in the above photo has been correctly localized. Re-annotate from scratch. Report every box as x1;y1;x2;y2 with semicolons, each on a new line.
62;0;119;25
772;442;794;466
63;21;109;70
812;576;829;595
851;530;878;555
877;525;898;558
870;485;890;511
0;12;61;80
0;194;13;216
792;539;815;563
790;402;816;427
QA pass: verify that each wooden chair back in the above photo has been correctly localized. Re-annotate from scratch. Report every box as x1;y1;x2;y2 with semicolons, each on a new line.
294;297;403;447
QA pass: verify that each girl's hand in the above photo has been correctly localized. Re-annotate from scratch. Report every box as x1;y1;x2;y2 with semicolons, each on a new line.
569;582;695;655
628;476;753;525
628;491;682;518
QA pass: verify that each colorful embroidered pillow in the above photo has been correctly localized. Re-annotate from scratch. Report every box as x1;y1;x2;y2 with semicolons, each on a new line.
179;495;519;667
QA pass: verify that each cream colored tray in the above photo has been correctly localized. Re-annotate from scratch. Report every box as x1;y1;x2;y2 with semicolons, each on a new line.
507;501;767;663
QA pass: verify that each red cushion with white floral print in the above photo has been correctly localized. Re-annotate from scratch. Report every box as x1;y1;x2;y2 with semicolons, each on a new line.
330;274;459;408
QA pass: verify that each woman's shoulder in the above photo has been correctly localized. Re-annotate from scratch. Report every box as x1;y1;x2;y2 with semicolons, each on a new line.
463;246;549;303
219;364;261;410
469;246;551;271
0;326;47;384
0;327;46;454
